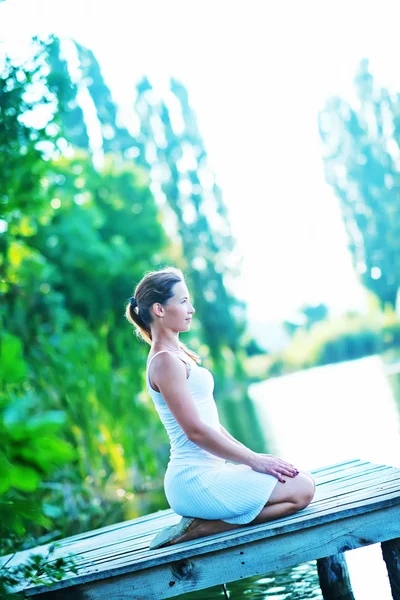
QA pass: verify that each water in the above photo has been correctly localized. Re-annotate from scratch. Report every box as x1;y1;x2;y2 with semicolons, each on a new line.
179;562;322;599
177;354;400;599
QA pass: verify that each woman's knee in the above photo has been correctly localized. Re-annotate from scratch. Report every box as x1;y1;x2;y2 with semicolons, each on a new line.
293;471;315;509
268;470;315;509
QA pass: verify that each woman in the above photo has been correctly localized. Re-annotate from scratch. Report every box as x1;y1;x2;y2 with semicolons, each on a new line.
125;267;315;549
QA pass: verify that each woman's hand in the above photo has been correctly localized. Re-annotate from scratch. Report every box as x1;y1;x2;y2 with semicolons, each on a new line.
249;453;299;483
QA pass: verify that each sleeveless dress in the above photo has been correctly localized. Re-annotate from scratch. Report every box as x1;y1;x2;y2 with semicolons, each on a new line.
146;350;278;524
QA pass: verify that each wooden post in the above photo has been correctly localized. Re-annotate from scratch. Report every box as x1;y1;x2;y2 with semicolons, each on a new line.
317;554;355;600
381;537;400;600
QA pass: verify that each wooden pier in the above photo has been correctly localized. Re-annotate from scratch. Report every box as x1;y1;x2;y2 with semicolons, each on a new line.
2;458;400;599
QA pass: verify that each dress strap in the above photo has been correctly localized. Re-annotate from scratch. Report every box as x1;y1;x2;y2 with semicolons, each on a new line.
146;351;191;390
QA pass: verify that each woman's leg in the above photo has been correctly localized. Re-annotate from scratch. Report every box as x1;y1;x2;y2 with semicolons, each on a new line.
251;470;316;523
167;471;316;545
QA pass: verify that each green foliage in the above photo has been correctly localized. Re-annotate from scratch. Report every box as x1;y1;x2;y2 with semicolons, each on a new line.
75;42;135;153
1;334;27;386
0;41;78;569
265;306;400;378
0;33;264;595
1;543;78;599
0;37;172;590
45;36;264;449
319;58;400;308
46;38;89;149
0;333;76;557
0;38;56;221
284;303;329;337
134;76;245;362
131;75;264;448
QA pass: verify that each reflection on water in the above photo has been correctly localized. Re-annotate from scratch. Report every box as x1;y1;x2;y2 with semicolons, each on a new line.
175;355;399;599
250;354;399;471
178;562;322;599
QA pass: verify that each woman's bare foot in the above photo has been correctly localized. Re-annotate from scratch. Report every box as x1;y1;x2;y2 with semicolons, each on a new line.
165;518;204;546
166;517;238;546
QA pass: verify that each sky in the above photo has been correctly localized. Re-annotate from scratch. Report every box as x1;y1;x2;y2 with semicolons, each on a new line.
2;0;400;323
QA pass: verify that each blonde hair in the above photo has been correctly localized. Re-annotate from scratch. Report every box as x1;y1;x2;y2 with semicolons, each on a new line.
125;267;200;363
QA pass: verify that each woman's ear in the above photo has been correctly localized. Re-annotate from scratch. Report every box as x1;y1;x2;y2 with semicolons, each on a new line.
152;302;164;318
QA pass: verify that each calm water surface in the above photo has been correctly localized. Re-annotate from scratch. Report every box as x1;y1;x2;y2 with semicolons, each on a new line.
177;354;400;599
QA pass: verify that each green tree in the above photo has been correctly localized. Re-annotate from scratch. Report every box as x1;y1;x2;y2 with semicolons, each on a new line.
0;37;175;575
319;58;400;308
43;39;265;448
284;303;329;337
75;42;135;154
0;41;79;594
29;150;172;481
46;37;90;150
133;76;265;448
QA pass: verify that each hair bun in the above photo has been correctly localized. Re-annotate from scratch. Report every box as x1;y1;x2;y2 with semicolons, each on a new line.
129;296;137;308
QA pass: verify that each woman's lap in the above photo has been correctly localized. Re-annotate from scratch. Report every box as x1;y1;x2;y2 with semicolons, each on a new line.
165;462;279;524
267;470;316;506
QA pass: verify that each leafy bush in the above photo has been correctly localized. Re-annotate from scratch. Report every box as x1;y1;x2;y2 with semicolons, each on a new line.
0;331;78;597
1;544;78;599
0;40;169;594
265;308;400;378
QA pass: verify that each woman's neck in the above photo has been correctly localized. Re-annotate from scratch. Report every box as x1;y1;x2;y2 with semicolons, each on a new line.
152;337;181;352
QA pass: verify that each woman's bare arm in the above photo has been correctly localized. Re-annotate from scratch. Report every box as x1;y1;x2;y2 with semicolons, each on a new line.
219;425;247;448
151;354;257;466
151;353;297;480
190;423;258;465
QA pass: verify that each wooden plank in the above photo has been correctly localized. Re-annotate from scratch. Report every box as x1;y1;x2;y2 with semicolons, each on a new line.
40;466;400;566
277;476;400;520
315;464;396;485
2;461;381;553
315;462;389;485
313;459;371;476
0;460;384;568
316;477;400;502
62;489;400;576
309;488;400;517
6;460;400;597
313;473;400;503
0;545;52;570
29;503;400;599
313;478;400;506
55;512;166;548
314;466;398;490
6;460;369;558
275;484;400;527
50;479;400;560
315;469;394;490
35;483;400;580
311;472;400;504
29;476;400;568
21;486;400;595
311;459;363;474
0;510;178;572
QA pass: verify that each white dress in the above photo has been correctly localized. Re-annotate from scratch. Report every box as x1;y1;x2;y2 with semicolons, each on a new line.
146;350;278;524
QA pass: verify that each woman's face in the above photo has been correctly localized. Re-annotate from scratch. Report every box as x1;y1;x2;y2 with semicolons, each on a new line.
159;280;195;332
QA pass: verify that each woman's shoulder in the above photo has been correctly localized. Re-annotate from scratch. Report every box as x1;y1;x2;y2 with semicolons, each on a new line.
147;349;193;370
147;350;192;388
